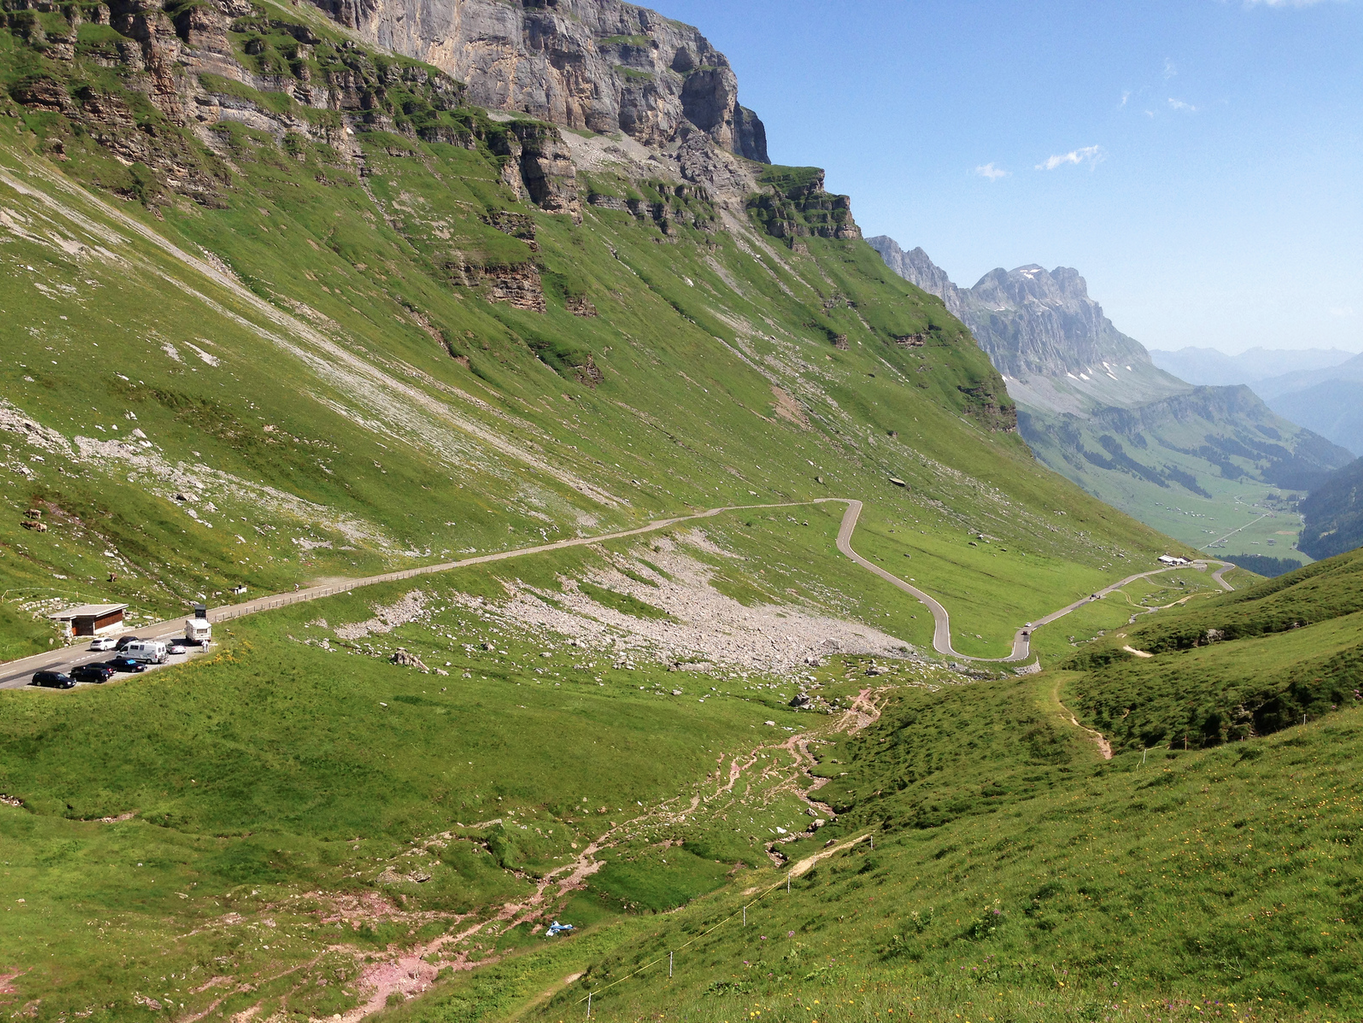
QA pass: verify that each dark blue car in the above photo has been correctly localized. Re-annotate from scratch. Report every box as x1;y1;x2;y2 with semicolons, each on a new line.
30;670;75;689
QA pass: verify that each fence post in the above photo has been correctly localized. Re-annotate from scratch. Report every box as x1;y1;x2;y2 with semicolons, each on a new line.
586;992;592;1019
669;950;673;978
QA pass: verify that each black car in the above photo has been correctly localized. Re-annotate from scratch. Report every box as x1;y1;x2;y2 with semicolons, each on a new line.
101;657;146;673
114;635;142;652
71;664;116;684
31;670;75;689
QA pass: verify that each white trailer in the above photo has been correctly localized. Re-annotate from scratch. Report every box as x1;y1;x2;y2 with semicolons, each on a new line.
185;617;212;645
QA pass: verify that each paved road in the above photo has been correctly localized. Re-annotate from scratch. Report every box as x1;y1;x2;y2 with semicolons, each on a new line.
832;499;1028;663
832;499;1235;664
0;499;822;690
0;496;1236;687
1205;512;1270;549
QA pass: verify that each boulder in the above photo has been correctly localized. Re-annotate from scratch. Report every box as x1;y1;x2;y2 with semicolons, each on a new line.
390;648;430;671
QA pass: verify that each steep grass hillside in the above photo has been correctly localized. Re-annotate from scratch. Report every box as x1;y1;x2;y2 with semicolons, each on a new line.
378;668;1362;1023
0;507;1130;1021
0;0;1180;661
1299;456;1363;561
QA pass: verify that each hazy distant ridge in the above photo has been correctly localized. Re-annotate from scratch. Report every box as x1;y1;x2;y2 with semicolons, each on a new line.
1152;347;1363;455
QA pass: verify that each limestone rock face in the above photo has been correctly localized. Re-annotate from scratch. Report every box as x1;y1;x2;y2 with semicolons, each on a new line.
750;169;861;241
868;239;1163;389
966;264;1150;380
304;0;769;163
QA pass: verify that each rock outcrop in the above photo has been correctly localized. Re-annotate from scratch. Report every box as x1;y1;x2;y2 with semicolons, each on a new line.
302;0;768;163
749;168;860;242
867;237;1191;415
966;264;1150;381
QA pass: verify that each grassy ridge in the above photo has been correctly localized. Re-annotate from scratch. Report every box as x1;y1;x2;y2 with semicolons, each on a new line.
1063;549;1363;751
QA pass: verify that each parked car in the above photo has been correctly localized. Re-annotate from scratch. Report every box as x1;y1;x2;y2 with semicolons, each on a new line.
71;664;115;684
101;657;146;673
163;642;187;656
88;636;117;652
114;635;142;652
30;670;75;689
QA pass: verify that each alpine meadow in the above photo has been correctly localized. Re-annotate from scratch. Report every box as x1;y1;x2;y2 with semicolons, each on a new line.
0;1;1357;1022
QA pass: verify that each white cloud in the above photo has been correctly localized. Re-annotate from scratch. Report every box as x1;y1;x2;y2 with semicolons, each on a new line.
1036;145;1105;171
1331;306;1356;317
1120;89;1132;107
1163;58;1178;80
975;163;1010;181
1243;0;1339;6
1168;97;1199;112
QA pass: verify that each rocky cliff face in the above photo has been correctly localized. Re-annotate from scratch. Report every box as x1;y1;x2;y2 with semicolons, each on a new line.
303;0;768;162
868;238;1151;381
867;238;1189;414
750;168;861;242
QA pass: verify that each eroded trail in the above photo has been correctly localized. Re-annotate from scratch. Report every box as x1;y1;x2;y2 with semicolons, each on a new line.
1050;678;1114;761
322;672;913;1017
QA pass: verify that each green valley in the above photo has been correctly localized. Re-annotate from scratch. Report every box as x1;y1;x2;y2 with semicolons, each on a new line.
0;0;1357;1020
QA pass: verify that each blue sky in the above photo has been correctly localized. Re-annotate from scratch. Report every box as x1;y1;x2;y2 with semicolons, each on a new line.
657;0;1363;355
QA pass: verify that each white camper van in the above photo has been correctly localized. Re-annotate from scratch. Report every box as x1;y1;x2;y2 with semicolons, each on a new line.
184;617;212;645
124;640;168;665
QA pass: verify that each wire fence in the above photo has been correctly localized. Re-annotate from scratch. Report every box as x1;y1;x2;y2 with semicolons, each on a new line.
574;833;873;1014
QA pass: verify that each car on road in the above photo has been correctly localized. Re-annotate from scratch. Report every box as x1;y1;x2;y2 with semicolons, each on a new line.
71;664;115;684
89;636;117;652
101;657;147;673
163;642;187;656
30;670;76;689
114;635;142;651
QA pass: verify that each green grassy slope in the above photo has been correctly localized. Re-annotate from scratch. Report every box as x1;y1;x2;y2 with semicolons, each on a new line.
0;514;1027;1020
0;0;1183;661
380;677;1363;1023
1059;547;1363;752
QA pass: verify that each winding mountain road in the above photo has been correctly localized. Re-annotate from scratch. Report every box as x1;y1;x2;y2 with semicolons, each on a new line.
0;497;1234;688
832;499;1234;663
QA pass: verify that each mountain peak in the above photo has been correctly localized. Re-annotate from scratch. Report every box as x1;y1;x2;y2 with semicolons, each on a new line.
872;239;1184;412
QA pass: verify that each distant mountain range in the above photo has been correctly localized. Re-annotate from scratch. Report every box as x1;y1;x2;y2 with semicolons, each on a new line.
868;236;1355;564
1151;347;1363;455
1148;347;1357;385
